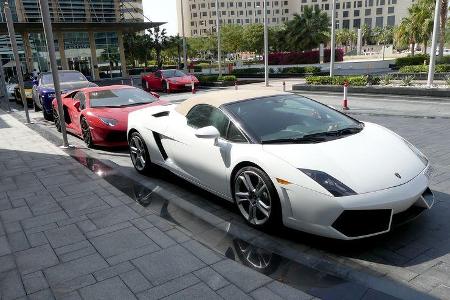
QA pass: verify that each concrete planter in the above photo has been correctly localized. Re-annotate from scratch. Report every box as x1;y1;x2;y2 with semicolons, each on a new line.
292;84;450;98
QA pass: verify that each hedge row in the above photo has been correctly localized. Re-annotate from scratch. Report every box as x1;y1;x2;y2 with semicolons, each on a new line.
395;54;429;68
399;64;450;73
269;49;344;65
305;75;380;86
197;75;236;83
280;66;321;74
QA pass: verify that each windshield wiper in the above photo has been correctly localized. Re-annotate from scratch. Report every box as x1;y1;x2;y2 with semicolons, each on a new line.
261;136;326;144
303;126;363;139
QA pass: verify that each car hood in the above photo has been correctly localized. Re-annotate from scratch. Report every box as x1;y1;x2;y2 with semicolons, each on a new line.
41;81;94;92
89;101;165;123
262;122;426;194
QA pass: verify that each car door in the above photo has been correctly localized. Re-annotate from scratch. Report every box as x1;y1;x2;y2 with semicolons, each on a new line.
167;104;246;196
69;91;85;135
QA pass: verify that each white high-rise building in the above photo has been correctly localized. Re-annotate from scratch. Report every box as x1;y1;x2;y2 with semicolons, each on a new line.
177;0;414;37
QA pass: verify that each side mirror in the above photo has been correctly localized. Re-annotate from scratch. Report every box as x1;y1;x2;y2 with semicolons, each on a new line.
73;101;81;110
150;91;160;98
195;126;220;139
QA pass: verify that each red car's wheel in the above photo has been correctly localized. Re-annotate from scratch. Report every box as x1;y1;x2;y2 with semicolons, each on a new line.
81;117;95;148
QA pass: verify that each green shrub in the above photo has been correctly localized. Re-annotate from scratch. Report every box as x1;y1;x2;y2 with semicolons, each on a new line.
217;75;237;82
445;75;450;86
437;56;450;64
231;68;264;75
281;66;321;74
395;54;429;68
401;75;414;86
381;74;394;85
305;75;377;86
197;75;218;83
399;64;450;73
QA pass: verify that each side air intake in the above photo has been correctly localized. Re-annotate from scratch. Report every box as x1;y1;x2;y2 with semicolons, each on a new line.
152;132;168;160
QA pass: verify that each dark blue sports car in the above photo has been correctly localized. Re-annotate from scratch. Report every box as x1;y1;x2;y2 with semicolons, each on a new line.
33;70;97;120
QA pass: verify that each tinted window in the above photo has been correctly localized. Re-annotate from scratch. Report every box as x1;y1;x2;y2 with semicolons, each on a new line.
186;105;229;139
161;70;186;78
89;87;157;108
225;95;361;143
227;122;247;143
74;92;86;109
42;72;87;84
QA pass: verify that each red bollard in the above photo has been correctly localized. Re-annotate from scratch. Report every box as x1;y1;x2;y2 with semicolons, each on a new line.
191;80;196;94
342;81;349;110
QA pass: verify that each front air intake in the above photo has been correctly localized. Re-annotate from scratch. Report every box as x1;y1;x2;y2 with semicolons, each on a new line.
332;209;392;238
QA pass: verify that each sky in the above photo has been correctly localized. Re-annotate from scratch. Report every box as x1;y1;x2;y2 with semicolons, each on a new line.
143;0;178;36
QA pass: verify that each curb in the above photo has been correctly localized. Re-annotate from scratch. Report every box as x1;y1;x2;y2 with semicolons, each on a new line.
292;84;450;98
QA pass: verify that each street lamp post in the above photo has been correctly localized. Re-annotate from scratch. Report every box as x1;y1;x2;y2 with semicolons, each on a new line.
263;0;269;87
4;1;31;123
215;0;222;77
38;0;69;148
329;0;337;77
427;0;442;87
180;0;188;73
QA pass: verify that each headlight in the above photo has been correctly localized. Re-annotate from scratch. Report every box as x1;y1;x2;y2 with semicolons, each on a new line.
403;139;428;166
98;117;118;127
299;169;356;197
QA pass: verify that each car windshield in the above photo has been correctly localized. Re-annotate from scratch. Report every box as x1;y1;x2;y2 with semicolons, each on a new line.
161;70;186;77
89;87;157;108
224;94;363;144
42;72;87;84
23;81;34;88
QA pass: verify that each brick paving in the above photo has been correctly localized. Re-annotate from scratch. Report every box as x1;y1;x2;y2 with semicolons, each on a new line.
0;111;316;299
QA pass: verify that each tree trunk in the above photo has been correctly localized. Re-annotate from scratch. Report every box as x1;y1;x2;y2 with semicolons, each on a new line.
410;43;415;56
439;0;448;59
423;41;427;55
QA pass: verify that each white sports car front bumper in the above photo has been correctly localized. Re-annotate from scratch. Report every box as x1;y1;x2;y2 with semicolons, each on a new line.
279;164;434;240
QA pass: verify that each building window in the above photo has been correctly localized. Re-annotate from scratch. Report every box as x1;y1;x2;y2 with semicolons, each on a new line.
284;8;289;13
324;3;329;10
346;1;351;8
202;12;207;16
365;17;372;27
388;6;394;14
387;15;395;25
391;0;397;3
353;19;361;28
376;8;382;15
336;3;340;9
191;4;196;9
192;12;197;17
343;20;350;29
365;9;371;16
376;16;383;27
200;3;205;8
343;11;349;17
220;2;225;7
354;10;360;17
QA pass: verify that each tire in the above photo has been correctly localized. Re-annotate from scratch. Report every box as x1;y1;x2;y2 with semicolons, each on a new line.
53;108;61;132
128;131;153;174
43;108;53;121
233;166;281;230
34;94;41;112
81;117;95;148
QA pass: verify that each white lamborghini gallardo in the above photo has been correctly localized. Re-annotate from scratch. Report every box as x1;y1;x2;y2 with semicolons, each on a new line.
127;90;434;239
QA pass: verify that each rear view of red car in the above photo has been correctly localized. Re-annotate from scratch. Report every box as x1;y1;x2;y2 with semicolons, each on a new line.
52;85;166;148
141;69;199;93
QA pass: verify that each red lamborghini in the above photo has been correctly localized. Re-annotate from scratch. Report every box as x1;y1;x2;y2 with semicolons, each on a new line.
141;69;199;93
52;85;165;148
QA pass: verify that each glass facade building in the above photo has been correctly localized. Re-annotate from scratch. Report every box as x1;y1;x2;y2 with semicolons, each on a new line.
0;0;158;80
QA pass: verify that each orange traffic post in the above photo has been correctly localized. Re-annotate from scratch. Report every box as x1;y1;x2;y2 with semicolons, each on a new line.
342;80;349;110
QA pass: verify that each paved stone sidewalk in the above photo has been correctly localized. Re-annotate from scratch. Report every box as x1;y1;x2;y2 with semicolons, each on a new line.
0;111;315;300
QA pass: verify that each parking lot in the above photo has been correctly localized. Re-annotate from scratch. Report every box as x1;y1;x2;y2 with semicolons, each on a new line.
2;85;450;299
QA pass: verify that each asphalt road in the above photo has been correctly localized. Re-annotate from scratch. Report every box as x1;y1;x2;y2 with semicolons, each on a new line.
4;88;450;299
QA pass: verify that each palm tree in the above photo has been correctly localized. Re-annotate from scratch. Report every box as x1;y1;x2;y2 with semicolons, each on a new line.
285;7;330;51
149;27;168;69
395;16;420;55
439;0;448;58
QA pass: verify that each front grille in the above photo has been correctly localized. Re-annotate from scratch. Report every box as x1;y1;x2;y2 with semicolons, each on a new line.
332;209;392;238
105;131;127;142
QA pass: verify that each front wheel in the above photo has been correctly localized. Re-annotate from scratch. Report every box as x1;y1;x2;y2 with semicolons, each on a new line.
53;108;61;132
128;132;152;174
81;117;94;148
233;166;281;230
43;108;53;121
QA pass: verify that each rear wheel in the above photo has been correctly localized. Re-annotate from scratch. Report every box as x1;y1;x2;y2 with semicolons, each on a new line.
162;80;169;93
53;108;61;132
233;166;281;230
81;117;94;148
129;132;152;174
34;94;41;111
